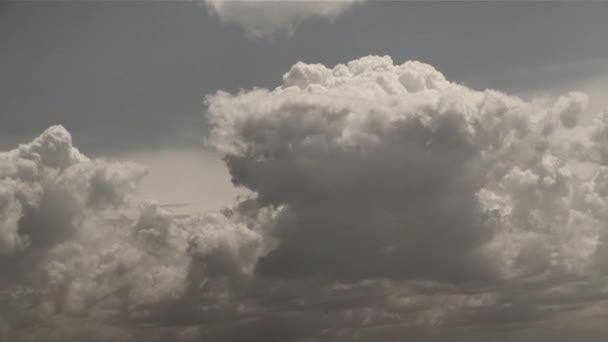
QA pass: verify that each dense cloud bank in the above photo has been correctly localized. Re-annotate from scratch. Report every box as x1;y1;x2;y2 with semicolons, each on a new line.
0;126;265;340
3;56;608;340
205;0;362;38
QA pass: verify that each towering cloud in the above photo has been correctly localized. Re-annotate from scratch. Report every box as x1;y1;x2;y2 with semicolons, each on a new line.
205;0;362;38
200;56;608;340
206;56;602;285
4;56;608;341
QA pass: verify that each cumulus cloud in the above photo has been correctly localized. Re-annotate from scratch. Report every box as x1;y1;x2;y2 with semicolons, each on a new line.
205;0;362;38
5;56;608;341
206;56;599;283
0;125;143;257
0;126;265;340
201;55;608;340
206;55;608;289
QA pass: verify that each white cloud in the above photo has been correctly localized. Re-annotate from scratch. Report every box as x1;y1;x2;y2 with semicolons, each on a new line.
0;126;265;339
205;0;362;38
206;55;604;283
196;55;608;340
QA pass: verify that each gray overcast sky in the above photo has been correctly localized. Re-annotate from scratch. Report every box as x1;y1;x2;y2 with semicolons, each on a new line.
2;1;607;154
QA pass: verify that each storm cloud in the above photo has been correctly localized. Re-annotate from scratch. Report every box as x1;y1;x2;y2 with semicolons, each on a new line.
2;1;608;340
207;56;602;283
3;56;608;341
203;55;608;339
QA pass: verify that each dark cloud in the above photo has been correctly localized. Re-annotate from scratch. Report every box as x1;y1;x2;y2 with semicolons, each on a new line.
3;55;608;341
203;55;608;340
207;56;599;284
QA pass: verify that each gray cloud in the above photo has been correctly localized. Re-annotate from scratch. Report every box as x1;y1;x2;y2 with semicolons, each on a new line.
0;126;265;340
2;1;608;340
0;125;145;256
199;55;608;340
207;56;601;284
4;56;608;341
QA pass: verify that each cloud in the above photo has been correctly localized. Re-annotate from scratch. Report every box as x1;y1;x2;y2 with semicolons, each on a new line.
0;126;265;340
4;57;608;341
206;55;603;284
201;55;608;339
0;125;143;257
205;0;362;38
207;56;608;341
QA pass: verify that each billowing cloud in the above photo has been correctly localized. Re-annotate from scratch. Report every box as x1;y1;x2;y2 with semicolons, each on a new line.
205;0;362;38
206;55;602;284
0;125;144;257
0;126;265;340
4;56;608;341
203;55;608;340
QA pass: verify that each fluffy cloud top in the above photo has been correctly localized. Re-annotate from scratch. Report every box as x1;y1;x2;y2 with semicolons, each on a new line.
199;56;608;340
205;0;362;38
0;125;145;256
207;55;602;284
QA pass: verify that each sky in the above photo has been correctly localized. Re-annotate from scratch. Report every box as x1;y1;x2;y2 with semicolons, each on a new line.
2;1;608;341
